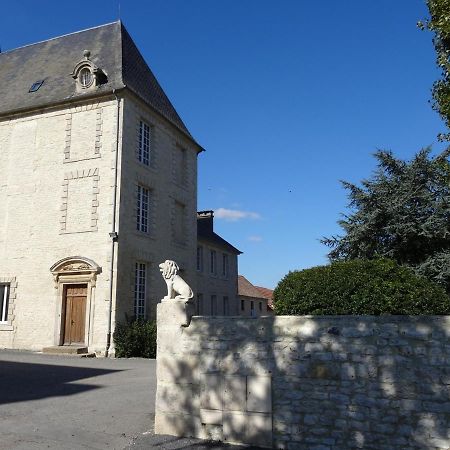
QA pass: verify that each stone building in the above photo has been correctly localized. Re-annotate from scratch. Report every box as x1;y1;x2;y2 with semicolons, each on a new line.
196;211;241;316
0;22;202;355
238;275;274;316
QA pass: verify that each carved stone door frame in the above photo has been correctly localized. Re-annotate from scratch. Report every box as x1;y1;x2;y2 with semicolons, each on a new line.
50;256;101;347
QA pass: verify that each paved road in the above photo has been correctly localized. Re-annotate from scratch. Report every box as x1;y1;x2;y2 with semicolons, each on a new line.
0;350;156;450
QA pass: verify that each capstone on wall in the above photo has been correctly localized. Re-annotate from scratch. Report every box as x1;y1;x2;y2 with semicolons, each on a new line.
155;304;450;450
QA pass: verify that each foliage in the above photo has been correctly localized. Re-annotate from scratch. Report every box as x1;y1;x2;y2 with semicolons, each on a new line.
322;148;450;290
418;0;450;139
113;319;157;358
274;259;450;315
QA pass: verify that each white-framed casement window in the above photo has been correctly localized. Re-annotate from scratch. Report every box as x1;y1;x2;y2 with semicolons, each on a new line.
197;293;203;315
223;296;229;316
211;295;217;316
138;120;151;166
134;262;146;319
136;185;149;233
0;284;9;323
222;253;229;277
197;246;203;272
210;250;217;275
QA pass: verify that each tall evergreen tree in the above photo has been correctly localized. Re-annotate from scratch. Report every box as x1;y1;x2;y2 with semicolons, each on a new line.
322;148;450;290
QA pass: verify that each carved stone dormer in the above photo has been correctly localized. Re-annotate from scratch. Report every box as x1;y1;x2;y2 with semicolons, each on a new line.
71;50;107;93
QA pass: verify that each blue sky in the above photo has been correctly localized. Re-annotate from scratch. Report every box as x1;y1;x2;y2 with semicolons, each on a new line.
1;1;446;288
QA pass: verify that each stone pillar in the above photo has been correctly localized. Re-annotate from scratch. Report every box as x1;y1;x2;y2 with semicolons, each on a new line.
154;299;200;437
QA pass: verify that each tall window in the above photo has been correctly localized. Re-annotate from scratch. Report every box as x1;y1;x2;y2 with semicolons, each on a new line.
137;185;149;232
134;263;146;319
211;295;217;316
222;253;229;277
138;120;151;166
197;246;203;271
0;284;9;323
250;300;255;317
197;293;203;315
241;299;245;312
223;296;229;316
210;250;217;275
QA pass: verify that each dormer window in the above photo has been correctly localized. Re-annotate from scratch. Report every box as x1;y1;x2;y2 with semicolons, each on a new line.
71;50;107;92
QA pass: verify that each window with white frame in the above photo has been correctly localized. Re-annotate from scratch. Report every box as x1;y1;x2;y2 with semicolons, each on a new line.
138;120;151;166
197;246;203;271
223;296;229;316
136;185;149;232
134;262;146;319
0;284;9;323
210;250;217;275
211;295;217;316
222;253;229;277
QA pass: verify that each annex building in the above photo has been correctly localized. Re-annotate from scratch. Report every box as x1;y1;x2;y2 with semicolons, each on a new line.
0;22;203;355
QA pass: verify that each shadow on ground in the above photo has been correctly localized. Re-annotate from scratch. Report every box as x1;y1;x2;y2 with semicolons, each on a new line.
0;360;121;404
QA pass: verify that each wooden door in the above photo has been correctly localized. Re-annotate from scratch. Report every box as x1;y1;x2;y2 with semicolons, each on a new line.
63;284;87;344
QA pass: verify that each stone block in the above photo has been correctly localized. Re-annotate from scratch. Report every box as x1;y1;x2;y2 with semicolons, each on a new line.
200;374;222;410
223;375;247;411
223;411;272;447
247;376;272;413
200;409;223;425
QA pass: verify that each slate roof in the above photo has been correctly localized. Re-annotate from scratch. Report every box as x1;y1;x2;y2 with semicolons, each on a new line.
238;275;274;309
0;21;197;145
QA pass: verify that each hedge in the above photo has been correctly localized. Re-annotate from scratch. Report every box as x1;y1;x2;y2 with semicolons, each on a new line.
113;319;157;358
274;258;450;315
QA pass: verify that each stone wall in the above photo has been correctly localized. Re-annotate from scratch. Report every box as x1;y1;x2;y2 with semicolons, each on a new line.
155;301;450;449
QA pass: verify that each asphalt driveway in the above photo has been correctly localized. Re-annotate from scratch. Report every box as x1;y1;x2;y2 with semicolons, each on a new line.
0;350;156;450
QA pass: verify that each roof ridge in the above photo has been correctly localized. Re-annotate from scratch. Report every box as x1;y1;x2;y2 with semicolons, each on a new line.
0;21;120;55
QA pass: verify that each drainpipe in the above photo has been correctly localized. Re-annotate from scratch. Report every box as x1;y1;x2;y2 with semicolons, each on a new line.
105;89;121;357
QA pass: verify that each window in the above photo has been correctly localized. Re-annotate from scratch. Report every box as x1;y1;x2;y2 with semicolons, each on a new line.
223;296;229;316
29;80;44;93
210;250;217;275
138;121;151;166
222;253;229;277
137;185;149;232
134;263;146;319
197;293;203;315
211;295;217;316
197;246;203;271
250;301;255;317
259;302;262;312
0;284;9;323
241;299;245;311
79;68;93;88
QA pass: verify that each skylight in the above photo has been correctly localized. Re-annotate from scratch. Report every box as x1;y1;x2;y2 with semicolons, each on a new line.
28;80;44;93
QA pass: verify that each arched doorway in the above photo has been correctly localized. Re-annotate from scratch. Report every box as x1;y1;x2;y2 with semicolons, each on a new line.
50;257;101;347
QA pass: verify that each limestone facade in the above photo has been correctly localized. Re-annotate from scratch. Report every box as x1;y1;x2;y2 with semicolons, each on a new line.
0;91;198;354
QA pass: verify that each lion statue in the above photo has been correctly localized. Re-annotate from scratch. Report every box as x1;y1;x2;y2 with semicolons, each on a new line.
159;260;194;301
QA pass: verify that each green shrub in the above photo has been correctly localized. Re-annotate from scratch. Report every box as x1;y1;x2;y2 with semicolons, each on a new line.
113;319;157;358
274;258;450;315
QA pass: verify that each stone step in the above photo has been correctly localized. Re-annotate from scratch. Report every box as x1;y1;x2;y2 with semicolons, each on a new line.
42;345;91;355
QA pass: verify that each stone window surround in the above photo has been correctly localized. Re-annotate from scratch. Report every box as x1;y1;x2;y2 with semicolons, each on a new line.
133;175;158;238
172;144;189;188
60;168;100;234
64;105;103;163
0;277;17;331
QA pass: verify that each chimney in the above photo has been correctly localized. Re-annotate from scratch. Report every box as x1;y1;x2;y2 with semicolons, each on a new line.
197;210;214;235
